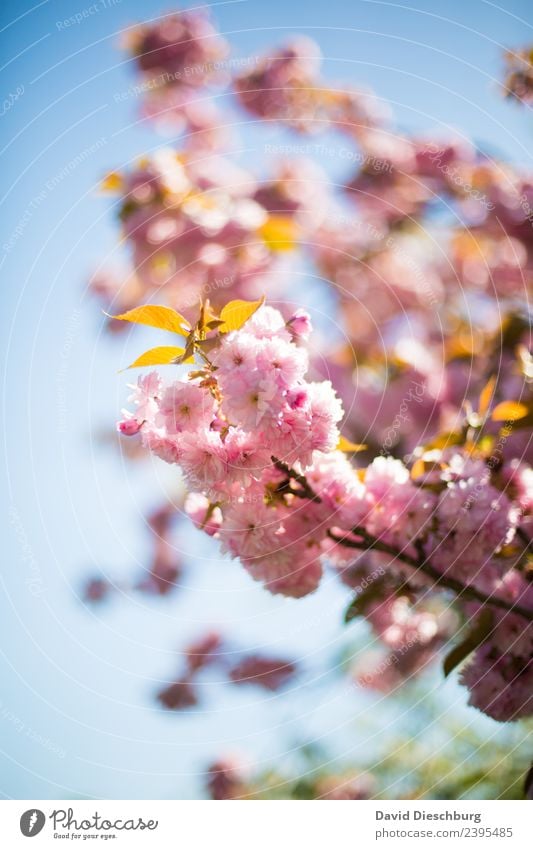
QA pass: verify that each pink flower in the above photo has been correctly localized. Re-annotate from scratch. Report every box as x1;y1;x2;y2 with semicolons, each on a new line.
185;632;224;673
179;429;227;494
246;305;291;339
255;336;308;388
305;450;366;529
184;492;222;536
429;460;520;583
212;331;260;376
157;381;216;433
307;381;344;455
220;371;281;429
366;595;439;650
242;538;323;598
503;459;533;513
363;456;436;546
142;430;182;465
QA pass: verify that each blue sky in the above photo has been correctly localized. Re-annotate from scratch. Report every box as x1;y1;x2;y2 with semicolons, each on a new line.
1;0;532;799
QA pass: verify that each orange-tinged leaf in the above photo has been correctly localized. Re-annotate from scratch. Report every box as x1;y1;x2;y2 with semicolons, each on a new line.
258;215;298;252
491;401;528;422
218;297;265;334
411;458;426;480
124;346;193;369
478;375;496;417
337;435;367;453
109;305;191;335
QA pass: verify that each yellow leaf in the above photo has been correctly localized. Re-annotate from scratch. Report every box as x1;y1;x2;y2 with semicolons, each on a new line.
337;435;367;453
478;375;496;417
124;346;194;369
258;215;298;252
101;171;123;192
491;401;529;422
424;431;464;450
218;297;265;334
109;305;191;336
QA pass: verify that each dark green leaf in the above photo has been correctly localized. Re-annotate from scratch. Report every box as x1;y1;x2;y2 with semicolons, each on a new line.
443;609;494;678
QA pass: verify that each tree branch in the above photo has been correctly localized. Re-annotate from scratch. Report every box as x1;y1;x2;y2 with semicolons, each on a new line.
271;456;322;502
268;459;532;621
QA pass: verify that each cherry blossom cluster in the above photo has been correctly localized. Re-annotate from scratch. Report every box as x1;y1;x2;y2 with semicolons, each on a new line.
234;37;387;136
117;299;533;721
119;304;343;596
124;10;230;142
94;151;328;323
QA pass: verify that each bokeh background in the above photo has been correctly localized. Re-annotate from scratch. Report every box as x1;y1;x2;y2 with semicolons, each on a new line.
1;0;532;799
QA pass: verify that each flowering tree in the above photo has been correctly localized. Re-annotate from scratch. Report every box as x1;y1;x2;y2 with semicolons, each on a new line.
116;297;532;723
87;8;533;796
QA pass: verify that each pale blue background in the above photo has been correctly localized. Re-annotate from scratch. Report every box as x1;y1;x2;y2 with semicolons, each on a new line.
1;0;532;799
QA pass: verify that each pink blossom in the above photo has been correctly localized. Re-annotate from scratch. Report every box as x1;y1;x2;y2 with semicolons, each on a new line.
126;371;162;423
212;331;260;376
245;304;291;339
306;381;344;455
117;415;143;436
157;679;198;711
184;493;222;536
224;428;271;486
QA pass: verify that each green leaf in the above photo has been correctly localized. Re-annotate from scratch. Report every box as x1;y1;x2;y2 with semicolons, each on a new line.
218;297;265;334
124;345;193;370
109;305;191;336
443;609;494;678
344;577;389;624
